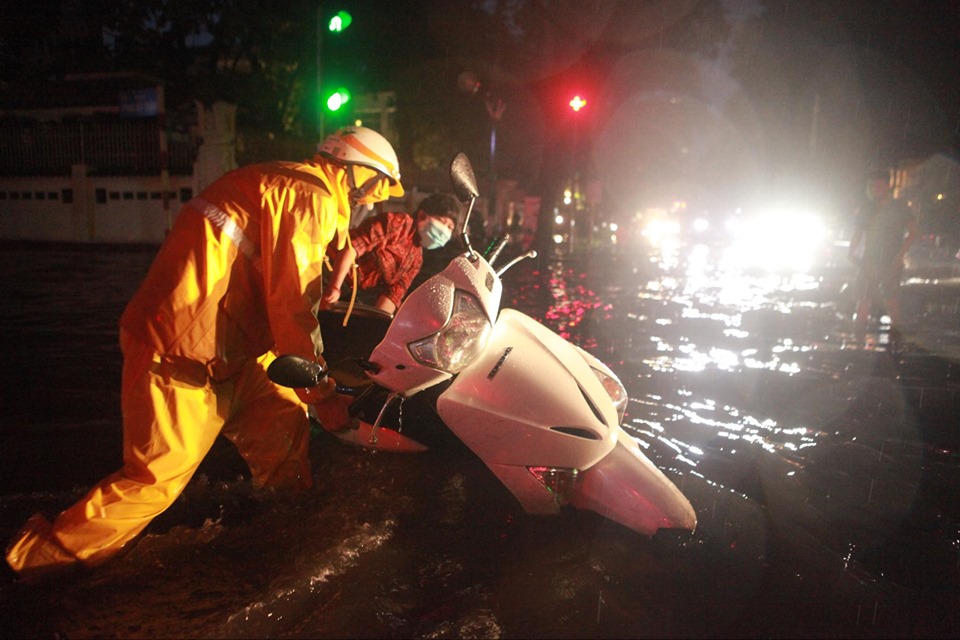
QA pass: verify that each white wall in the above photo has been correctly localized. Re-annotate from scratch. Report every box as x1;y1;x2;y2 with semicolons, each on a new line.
0;168;196;244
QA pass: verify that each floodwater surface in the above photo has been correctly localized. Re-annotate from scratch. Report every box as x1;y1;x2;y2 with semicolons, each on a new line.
1;240;958;639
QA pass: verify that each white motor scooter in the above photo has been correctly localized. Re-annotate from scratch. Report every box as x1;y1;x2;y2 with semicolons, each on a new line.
269;153;697;537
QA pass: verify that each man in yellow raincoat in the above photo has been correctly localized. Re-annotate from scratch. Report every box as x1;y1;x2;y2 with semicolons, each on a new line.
5;126;404;581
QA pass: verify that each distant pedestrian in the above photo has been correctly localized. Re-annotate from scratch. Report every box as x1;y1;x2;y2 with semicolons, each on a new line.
848;169;917;344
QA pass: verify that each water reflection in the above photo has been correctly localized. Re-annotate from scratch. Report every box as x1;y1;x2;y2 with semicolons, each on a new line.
605;240;852;483
523;236;948;565
568;237;960;625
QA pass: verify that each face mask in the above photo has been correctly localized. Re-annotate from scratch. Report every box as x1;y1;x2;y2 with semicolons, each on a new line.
418;217;452;250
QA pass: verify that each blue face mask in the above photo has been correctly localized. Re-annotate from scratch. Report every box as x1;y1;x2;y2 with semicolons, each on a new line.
418;218;452;250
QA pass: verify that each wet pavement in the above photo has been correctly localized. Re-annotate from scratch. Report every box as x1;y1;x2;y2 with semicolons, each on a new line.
1;240;959;639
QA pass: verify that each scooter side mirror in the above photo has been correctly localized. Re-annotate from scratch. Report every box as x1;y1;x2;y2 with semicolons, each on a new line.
267;354;326;388
450;153;479;203
450;152;480;260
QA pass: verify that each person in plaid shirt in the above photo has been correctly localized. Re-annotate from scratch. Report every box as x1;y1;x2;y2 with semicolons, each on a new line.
321;192;462;315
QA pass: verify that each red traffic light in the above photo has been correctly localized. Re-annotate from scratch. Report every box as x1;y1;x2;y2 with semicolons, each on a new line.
569;95;587;112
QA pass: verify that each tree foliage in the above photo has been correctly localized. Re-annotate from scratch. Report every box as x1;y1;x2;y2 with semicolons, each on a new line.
106;0;320;135
1;0;320;136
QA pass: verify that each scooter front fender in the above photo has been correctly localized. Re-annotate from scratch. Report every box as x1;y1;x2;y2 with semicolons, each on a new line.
569;425;697;535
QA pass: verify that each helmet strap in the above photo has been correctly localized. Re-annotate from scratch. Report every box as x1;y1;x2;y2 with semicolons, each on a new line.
347;165;384;206
346;166;363;205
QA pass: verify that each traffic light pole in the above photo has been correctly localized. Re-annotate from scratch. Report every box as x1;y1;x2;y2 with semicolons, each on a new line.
316;3;325;141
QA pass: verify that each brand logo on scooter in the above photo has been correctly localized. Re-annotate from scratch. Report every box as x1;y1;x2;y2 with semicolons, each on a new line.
487;347;512;379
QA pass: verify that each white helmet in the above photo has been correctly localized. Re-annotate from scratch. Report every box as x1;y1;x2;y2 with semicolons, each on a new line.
318;126;403;197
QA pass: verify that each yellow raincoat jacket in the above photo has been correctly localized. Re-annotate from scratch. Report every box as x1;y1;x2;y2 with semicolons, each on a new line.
7;156;358;576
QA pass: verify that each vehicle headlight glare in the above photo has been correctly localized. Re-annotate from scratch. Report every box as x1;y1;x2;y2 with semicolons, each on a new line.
409;291;491;373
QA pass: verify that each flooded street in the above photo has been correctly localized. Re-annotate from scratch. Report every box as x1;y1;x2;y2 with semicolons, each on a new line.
1;240;959;638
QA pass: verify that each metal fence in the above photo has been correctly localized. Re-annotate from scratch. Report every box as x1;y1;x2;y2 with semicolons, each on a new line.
0;121;197;176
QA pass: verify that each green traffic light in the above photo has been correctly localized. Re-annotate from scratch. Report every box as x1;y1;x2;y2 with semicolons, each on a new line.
325;88;352;112
328;10;353;32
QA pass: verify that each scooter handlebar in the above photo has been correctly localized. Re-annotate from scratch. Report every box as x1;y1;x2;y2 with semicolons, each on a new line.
267;354;327;388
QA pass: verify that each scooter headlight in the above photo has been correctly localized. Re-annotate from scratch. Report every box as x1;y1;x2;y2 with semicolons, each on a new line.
592;366;628;425
408;290;491;373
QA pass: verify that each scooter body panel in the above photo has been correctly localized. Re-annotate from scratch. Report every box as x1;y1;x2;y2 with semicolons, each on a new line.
437;309;616;469
438;309;697;534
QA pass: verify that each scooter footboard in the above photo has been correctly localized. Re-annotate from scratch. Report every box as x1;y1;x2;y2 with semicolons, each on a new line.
568;427;697;536
327;419;429;453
